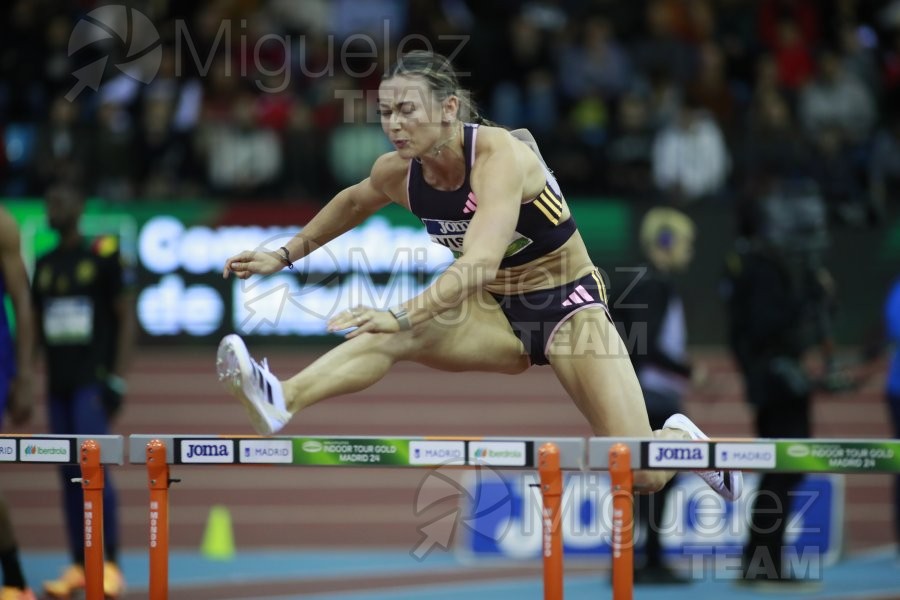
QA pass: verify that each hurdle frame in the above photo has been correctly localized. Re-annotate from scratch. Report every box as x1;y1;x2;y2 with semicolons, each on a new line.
0;434;124;600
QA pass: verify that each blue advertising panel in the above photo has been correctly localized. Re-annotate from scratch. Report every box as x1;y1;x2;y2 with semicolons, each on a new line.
459;472;842;566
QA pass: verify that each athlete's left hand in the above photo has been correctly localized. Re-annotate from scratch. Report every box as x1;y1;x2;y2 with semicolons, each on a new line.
327;306;401;339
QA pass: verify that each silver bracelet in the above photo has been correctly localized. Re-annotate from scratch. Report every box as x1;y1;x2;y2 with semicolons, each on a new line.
388;306;411;330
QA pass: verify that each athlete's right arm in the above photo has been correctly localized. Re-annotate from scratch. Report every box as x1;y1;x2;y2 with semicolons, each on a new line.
223;154;400;280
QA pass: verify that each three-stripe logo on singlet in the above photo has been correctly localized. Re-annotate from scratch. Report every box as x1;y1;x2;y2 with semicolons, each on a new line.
562;285;594;307
532;185;564;225
561;270;608;307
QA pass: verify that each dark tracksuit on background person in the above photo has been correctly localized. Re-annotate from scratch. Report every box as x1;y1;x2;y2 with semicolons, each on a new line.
723;241;829;582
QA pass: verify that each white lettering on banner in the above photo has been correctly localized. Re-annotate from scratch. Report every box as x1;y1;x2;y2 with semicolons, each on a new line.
409;441;465;465
648;443;709;468
339;454;377;463
136;214;453;338
138;275;223;336
0;439;16;461
138;216;448;275
180;440;234;463
325;443;353;453
239;440;293;464
20;439;71;463
716;443;777;469
468;442;527;467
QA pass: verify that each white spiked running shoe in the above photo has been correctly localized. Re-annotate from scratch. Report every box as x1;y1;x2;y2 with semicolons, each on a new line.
663;413;743;501
216;334;291;435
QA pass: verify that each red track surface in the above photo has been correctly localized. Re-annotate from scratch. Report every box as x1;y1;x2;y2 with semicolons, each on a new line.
5;347;894;557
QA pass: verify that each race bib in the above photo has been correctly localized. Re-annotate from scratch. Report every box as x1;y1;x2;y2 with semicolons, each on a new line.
43;297;94;345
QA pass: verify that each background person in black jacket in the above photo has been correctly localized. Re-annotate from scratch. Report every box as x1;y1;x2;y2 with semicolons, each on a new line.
616;207;698;585
722;180;834;587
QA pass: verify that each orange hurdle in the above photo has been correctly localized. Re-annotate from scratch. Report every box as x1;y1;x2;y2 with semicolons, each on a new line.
538;442;564;600
79;439;105;600
146;439;171;600
609;443;634;600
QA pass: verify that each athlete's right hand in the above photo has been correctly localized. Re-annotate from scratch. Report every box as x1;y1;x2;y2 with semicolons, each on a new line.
223;250;285;279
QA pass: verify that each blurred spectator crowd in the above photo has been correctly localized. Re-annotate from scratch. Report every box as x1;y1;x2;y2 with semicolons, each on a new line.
1;0;900;225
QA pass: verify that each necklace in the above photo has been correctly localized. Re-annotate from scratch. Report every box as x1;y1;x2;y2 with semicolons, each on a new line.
415;122;461;163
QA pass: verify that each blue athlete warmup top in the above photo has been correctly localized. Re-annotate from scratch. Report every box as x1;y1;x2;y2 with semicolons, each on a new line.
407;123;576;268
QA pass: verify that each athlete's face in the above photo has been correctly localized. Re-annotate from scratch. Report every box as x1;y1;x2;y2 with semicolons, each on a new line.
377;75;451;159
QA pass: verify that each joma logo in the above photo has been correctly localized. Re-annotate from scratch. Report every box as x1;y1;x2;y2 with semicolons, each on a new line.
186;443;229;459
654;447;704;462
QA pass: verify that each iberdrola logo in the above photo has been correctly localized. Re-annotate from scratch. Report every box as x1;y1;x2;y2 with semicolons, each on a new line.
23;445;66;456
67;5;162;101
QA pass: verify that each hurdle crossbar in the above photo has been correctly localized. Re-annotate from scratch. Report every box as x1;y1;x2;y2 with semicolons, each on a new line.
588;437;900;474
128;435;584;600
127;434;585;469
1;434;124;600
589;436;900;600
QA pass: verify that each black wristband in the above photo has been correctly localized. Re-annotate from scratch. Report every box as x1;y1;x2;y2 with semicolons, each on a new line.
278;246;294;270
